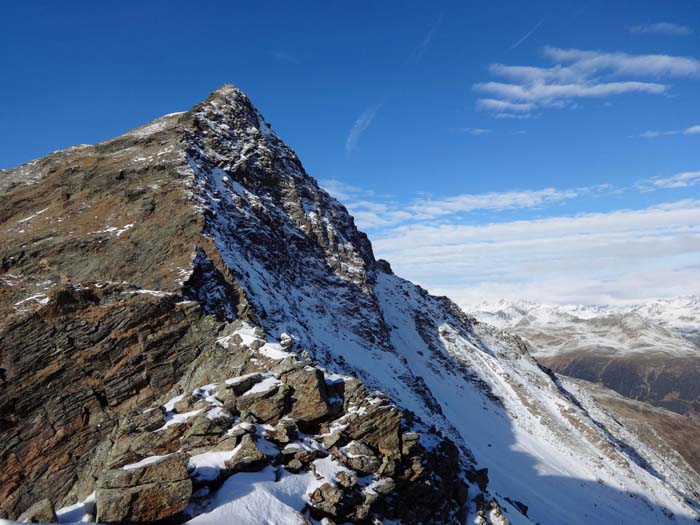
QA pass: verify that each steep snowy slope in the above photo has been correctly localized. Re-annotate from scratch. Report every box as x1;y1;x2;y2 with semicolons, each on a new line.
2;85;699;524
181;86;700;524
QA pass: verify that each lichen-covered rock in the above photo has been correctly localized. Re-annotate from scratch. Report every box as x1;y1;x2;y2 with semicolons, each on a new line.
224;434;270;472
235;382;291;423
96;453;191;523
16;498;57;523
335;440;381;474
282;366;332;423
308;482;346;517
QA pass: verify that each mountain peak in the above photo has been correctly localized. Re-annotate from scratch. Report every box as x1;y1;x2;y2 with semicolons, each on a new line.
2;86;700;525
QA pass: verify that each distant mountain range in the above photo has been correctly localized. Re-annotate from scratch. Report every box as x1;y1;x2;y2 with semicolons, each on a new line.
472;297;700;415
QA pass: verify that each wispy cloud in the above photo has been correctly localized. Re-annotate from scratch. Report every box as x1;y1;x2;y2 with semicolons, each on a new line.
460;127;493;135
630;22;693;36
373;199;700;305
345;105;381;155
323;183;583;230
509;19;545;50
643;171;700;189
475;47;700;117
637;124;700;138
408;13;443;63
270;51;301;64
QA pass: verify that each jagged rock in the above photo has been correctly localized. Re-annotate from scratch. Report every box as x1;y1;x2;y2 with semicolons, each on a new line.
280;442;325;468
227;421;257;438
16;498;57;523
401;432;420;456
108;428;182;468
344;403;402;459
336;470;357;489
224;434;270;472
372;477;396;495
116;407;166;435
282;366;332;423
466;467;489;492
181;412;233;451
335;440;381;474
235;382;291;423
321;429;344;449
225;373;264;396
309;483;345;517
267;416;299;443
96;453;192;523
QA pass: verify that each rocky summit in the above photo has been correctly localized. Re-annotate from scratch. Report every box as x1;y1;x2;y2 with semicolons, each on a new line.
1;86;700;524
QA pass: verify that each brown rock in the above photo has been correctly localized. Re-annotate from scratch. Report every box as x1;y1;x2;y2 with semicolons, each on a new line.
335;441;381;474
282;366;331;422
96;453;192;523
235;382;291;423
16;498;57;523
224;434;270;472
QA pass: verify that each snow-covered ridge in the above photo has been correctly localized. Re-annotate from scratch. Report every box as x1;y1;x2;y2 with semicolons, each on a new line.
178;86;700;524
470;297;700;358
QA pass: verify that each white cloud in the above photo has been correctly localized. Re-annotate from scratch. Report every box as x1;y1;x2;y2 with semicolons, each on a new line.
372;199;700;305
639;130;679;138
475;47;700;117
320;179;374;201
649;171;700;189
333;186;581;230
345;105;381;155
630;22;693;36
637;124;700;138
407;187;578;219
270;51;301;64
461;127;493;135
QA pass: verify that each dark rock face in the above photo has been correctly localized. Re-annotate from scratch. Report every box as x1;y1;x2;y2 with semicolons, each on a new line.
0;284;219;518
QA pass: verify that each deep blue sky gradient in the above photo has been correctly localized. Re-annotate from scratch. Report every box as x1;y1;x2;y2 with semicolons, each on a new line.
2;0;698;205
2;1;699;304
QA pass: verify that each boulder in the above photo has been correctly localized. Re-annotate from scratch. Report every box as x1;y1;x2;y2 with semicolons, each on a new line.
235;382;291;423
17;499;57;523
267;417;299;444
344;404;402;459
181;412;232;451
335;441;381;474
224;434;270;472
309;482;345;517
225;373;264;396
96;453;192;523
283;366;331;422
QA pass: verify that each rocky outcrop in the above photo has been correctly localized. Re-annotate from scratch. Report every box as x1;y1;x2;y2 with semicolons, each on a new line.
96;453;192;523
0;283;219;518
89;321;468;523
16;499;57;523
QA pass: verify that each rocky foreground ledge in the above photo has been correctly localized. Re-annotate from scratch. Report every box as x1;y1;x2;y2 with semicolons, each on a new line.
9;314;468;524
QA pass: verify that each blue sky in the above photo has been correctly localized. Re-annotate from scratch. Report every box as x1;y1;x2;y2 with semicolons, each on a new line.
1;0;698;305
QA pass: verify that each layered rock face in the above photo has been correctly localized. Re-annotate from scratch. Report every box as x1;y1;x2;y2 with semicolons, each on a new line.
0;87;465;524
2;86;700;524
